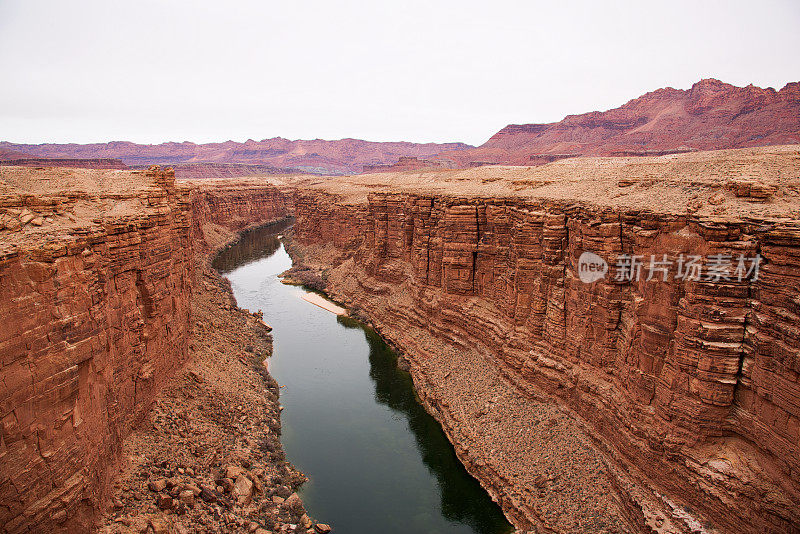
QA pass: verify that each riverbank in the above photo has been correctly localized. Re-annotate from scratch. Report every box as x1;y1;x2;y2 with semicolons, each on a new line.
97;221;330;534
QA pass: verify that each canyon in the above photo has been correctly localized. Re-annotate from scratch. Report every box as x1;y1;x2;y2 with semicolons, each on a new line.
1;144;799;533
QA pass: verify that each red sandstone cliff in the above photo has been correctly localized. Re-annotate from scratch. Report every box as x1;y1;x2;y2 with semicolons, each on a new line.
0;166;291;533
184;177;293;253
433;79;800;167
0;138;472;176
0;166;193;532
284;146;800;533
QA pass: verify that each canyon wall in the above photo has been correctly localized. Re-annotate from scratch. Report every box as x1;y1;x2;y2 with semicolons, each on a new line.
0;167;192;532
185;179;294;253
0;167;290;533
286;150;800;533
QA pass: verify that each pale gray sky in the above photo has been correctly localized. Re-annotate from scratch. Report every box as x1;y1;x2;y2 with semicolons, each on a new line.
0;0;798;146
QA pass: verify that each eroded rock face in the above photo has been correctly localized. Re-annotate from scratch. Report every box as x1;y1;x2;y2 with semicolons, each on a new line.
0;167;192;532
0;168;291;533
185;179;294;255
287;155;800;533
188;182;293;235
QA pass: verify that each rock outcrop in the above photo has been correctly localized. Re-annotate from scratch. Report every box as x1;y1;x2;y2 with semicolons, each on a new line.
284;145;800;533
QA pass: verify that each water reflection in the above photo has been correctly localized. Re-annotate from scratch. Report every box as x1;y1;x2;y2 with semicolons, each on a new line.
213;217;293;273
354;319;512;533
218;223;513;534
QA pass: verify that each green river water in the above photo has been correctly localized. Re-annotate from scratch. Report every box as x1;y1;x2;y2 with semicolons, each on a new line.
214;222;512;534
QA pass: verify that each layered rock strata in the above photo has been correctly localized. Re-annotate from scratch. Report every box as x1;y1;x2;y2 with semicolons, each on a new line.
322;78;800;174
283;146;800;533
436;79;800;167
0;166;193;532
0;167;291;533
187;179;293;246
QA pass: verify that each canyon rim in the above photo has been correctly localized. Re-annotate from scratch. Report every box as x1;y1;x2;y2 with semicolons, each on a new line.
1;2;800;531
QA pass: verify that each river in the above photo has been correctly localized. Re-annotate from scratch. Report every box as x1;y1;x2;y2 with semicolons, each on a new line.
213;222;512;534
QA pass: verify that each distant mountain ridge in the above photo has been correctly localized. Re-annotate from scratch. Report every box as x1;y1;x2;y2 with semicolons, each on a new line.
0;147;33;160
0;137;473;175
432;79;800;167
3;79;797;175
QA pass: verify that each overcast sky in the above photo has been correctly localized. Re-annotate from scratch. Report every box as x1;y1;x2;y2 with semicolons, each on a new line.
0;0;798;146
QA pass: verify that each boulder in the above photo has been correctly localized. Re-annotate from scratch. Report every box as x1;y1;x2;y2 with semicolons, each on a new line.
232;474;254;504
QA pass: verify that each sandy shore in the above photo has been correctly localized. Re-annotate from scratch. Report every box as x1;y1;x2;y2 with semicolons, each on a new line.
301;292;348;316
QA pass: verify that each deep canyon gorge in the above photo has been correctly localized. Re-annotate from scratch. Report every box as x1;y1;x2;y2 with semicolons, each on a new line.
1;144;799;534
